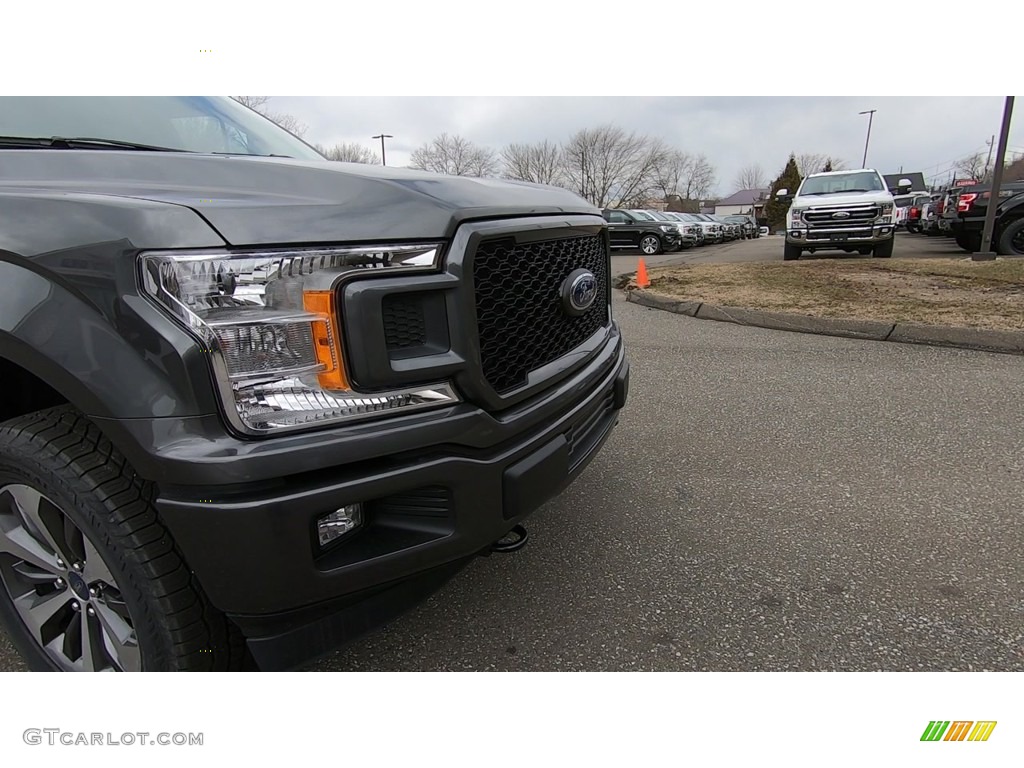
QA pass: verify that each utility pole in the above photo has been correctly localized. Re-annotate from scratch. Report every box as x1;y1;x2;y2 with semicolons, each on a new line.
859;109;876;168
984;134;996;179
973;97;1015;261
372;133;393;166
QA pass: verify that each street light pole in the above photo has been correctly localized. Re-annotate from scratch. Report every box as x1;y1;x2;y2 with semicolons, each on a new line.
859;109;876;168
372;133;393;166
973;96;1015;261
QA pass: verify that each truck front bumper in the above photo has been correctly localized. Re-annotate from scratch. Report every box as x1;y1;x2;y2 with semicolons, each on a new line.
152;332;629;670
787;224;894;246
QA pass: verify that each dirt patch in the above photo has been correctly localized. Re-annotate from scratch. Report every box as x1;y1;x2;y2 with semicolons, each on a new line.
639;258;1024;331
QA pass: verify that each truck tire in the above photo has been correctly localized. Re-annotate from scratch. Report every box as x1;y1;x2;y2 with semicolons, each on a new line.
0;406;247;672
872;238;894;258
996;218;1024;256
639;234;663;255
955;232;981;253
783;242;802;261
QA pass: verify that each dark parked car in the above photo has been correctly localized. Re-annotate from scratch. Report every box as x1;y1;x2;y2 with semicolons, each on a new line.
950;180;1024;251
636;210;698;248
952;188;1024;255
601;208;682;254
0;96;629;671
723;214;758;238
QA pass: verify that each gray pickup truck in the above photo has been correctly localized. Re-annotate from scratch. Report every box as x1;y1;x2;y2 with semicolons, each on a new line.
0;96;629;671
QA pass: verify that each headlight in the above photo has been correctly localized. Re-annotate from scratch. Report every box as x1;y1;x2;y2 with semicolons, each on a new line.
790;208;803;222
658;224;675;233
140;244;459;434
879;203;894;218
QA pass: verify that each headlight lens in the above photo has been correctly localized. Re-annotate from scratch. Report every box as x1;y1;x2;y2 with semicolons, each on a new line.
140;244;459;434
658;224;675;233
879;203;894;218
790;208;803;222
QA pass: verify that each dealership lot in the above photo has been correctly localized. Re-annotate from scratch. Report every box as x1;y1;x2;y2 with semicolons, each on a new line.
611;231;969;274
2;235;1014;674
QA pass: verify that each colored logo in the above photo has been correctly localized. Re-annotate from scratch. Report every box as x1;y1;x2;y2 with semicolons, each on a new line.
920;721;997;742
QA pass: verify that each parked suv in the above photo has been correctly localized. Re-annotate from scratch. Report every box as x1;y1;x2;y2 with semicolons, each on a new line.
777;169;905;260
0;96;629;671
601;208;682;254
636;210;698;248
724;215;758;238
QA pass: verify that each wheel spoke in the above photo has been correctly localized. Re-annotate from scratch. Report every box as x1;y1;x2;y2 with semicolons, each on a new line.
82;538;116;587
6;486;75;564
93;601;141;672
0;522;60;574
80;612;104;671
11;560;61;585
15;588;71;636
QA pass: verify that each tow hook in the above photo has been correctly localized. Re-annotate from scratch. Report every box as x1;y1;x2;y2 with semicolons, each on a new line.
489;524;529;554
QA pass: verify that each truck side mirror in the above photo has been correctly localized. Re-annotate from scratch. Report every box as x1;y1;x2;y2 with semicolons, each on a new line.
898;178;912;194
776;188;788;198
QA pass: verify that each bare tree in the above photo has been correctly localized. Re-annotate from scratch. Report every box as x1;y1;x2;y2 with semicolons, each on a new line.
733;162;768;191
501;140;564;186
821;156;848;172
679;153;717;201
795;153;830;177
652;150;691;199
409;133;500;177
231;96;309;138
561;125;674;208
232;96;269;111
312;142;380;164
954;152;987;182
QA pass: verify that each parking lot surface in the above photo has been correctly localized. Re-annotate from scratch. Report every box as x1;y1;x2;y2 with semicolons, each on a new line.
611;231;968;275
2;246;1019;673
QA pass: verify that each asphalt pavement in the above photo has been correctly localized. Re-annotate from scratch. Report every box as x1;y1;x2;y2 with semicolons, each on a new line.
2;232;1018;673
611;230;968;276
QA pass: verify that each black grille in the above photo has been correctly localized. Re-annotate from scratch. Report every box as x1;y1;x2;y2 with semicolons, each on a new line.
382;295;427;350
473;234;609;394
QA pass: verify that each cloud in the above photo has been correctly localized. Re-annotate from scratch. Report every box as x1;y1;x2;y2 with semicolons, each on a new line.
273;96;1023;196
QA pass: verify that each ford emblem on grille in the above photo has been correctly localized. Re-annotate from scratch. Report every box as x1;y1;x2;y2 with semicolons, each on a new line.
832;211;851;219
562;268;598;316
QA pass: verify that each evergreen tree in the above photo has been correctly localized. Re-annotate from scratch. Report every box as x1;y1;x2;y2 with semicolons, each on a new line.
763;154;803;231
822;159;833;172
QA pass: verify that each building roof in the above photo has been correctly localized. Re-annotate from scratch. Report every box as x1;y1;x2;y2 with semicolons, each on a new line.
883;172;927;192
716;188;769;207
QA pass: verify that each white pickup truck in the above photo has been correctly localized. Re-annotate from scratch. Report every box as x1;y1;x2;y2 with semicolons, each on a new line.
776;169;911;260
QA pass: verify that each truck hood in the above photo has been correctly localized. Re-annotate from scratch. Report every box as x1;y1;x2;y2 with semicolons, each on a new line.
2;150;600;246
795;190;892;208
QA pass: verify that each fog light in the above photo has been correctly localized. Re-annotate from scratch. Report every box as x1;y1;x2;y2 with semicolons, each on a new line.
881;227;891;235
317;504;363;547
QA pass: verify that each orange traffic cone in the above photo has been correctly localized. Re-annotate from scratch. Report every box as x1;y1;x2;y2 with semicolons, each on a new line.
636;258;650;289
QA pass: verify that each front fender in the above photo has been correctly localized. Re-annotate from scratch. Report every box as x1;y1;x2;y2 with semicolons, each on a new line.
0;257;219;421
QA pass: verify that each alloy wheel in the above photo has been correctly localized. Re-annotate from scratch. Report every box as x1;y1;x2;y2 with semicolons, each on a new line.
0;484;140;671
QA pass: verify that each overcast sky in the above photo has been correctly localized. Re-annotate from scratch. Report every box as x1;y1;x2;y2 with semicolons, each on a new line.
271;96;1023;197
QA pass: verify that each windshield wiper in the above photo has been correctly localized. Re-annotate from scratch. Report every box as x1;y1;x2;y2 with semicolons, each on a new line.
0;136;187;152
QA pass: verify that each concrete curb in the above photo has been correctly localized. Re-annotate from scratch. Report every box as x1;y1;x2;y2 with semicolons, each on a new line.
625;289;1024;355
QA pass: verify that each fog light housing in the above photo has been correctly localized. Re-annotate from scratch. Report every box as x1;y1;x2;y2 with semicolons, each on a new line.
317;504;364;547
880;227;891;235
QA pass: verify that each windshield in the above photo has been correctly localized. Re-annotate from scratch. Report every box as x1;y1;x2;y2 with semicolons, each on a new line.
0;96;323;159
798;171;885;196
